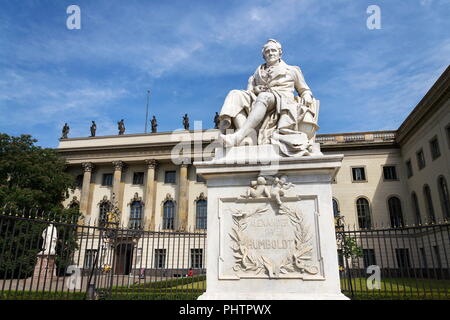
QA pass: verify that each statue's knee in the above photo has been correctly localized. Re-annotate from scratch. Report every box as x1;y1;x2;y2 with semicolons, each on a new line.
257;92;274;106
228;89;243;98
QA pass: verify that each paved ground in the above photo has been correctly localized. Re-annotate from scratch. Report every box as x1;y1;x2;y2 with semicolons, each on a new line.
0;274;171;292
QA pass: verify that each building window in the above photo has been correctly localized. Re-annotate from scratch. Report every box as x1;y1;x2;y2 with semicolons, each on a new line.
99;200;112;227
75;174;83;189
332;198;340;217
129;201;143;229
395;248;411;269
356;198;371;229
196;200;207;229
363;249;376;269
423;185;436;223
429;136;441;160
196;174;206;183
352;167;367;182
406;160;413;178
383;166;398;181
433;246;442;269
84;249;98;269
102;173;113;186
388;197;404;228
190;249;203;269
132;172;144;185
164;171;176;184
411;192;422;225
419;248;428;269
154;249;166;268
437;176;450;220
446;123;450;149
163;200;175;230
416;149;426;170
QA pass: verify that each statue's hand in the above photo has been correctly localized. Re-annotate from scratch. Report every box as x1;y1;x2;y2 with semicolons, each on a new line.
302;93;313;106
254;85;268;95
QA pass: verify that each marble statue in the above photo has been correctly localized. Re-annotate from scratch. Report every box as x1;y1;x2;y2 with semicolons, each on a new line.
183;114;189;130
38;224;58;255
218;39;320;157
151;115;157;133
118;119;125;135
61;123;70;139
90;121;97;137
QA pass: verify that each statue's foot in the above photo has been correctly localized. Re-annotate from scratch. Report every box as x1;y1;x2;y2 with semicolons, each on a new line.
239;136;254;146
220;133;239;147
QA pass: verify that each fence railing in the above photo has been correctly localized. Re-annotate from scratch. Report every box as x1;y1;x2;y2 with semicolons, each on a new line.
0;211;449;300
336;223;450;300
0;212;206;300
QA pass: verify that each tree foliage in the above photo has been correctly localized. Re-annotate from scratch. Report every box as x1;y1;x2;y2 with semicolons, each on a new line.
0;134;75;211
0;134;80;278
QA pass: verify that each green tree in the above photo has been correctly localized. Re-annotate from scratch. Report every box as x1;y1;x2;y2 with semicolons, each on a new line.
0;134;80;278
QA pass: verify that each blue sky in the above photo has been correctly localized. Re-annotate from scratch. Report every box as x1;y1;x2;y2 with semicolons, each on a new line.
0;0;449;148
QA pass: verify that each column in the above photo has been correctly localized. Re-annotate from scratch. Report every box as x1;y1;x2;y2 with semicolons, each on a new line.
112;161;125;213
80;162;94;216
177;159;190;231
144;159;158;230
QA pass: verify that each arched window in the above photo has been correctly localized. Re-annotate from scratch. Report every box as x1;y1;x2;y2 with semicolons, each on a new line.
75;174;83;189
129;201;143;229
411;192;421;225
99;200;112;227
196;200;207;229
163;200;175;230
423;185;436;223
356;198;371;229
438;176;450;220
332;198;340;217
388;196;404;228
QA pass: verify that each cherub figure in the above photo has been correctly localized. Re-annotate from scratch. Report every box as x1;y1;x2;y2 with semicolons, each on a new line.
270;175;294;206
241;176;269;199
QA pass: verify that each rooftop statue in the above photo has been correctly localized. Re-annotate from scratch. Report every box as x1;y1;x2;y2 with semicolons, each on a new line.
61;123;70;139
90;121;97;137
183;114;189;130
151;115;157;133
218;39;320;157
118;119;125;135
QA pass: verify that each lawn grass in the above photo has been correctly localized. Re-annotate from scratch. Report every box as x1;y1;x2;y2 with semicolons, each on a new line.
1;276;448;300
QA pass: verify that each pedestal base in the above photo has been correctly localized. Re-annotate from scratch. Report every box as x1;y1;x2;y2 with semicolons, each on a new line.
198;292;349;300
33;255;57;278
194;146;345;300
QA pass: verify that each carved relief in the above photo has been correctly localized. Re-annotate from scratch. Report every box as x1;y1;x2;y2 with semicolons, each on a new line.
228;204;318;278
194;192;207;202
240;175;294;206
128;192;144;206
81;162;94;172
145;159;158;169
112;160;125;171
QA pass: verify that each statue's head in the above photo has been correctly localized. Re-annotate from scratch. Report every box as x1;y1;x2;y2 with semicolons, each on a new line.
261;39;282;63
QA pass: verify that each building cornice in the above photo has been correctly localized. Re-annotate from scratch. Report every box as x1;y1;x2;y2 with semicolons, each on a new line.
396;65;450;145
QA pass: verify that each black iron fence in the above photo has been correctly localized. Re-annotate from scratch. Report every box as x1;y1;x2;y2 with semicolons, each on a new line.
0;210;449;300
0;211;206;300
336;223;450;300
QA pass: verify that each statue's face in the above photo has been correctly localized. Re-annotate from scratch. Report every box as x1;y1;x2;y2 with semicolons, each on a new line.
263;44;280;64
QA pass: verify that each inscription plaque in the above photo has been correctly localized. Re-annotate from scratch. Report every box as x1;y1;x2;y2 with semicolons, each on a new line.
218;196;324;280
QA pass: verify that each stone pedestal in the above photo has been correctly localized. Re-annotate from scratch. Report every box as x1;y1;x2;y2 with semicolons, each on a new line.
33;254;57;279
194;145;348;300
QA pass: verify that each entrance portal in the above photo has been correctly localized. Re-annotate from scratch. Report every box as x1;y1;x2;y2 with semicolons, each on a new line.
115;243;134;275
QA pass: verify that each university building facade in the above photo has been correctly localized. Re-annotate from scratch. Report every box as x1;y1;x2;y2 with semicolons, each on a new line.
59;66;450;233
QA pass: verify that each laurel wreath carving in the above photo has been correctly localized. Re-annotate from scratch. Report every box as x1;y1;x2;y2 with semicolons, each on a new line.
229;205;318;278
